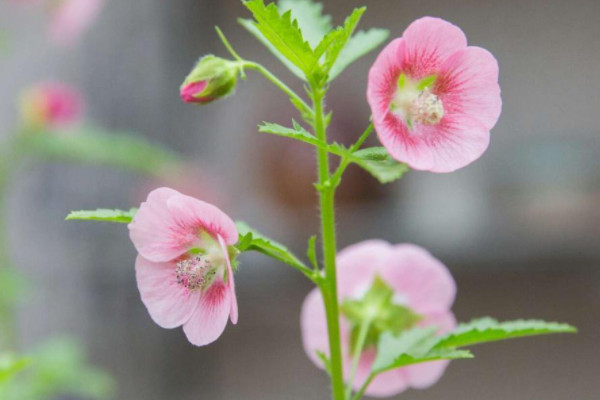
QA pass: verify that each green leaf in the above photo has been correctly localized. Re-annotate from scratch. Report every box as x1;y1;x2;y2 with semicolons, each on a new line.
235;221;311;276
306;235;318;270
328;28;389;81
66;208;138;224
318;7;364;76
238;18;305;80
277;0;331;47
348;147;410;184
17;128;181;177
242;0;317;75
373;327;473;374
436;318;577;349
0;354;29;384
258;120;328;149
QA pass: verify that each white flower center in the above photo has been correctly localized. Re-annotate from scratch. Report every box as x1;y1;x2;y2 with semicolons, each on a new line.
391;74;444;128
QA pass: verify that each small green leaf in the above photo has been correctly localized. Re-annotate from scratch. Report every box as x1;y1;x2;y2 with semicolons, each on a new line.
416;75;437;90
66;208;138;224
318;7;365;75
235;221;311;276
328;28;389;81
315;350;331;375
436;318;577;349
306;235;318;270
348;147;410;184
258;120;329;150
373;327;473;373
242;0;317;75
277;0;331;47
238;18;305;80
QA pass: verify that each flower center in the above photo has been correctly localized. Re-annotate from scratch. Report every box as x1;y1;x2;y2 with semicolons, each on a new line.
391;74;444;128
409;89;444;125
176;256;217;293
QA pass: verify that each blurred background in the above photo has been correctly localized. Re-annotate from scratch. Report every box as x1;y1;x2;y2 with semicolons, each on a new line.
0;0;599;399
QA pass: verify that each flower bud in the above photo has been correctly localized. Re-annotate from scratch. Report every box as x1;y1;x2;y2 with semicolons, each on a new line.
180;55;239;104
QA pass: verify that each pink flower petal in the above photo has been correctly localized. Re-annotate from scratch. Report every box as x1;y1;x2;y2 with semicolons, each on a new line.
438;46;502;130
379;111;490;173
400;17;467;77
135;255;200;329
379;244;456;314
129;187;186;262
337;240;392;298
218;235;238;324
366;38;405;123
166;193;238;246
183;281;232;346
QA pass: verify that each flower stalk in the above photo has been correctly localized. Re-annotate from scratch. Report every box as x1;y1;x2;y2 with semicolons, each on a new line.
309;82;345;400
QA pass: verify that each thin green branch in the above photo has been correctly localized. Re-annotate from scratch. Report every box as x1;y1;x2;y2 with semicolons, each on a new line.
345;318;373;399
243;61;312;116
331;122;374;186
215;26;244;62
351;373;376;400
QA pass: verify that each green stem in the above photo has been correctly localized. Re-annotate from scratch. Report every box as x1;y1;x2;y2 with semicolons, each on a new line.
345;318;372;399
310;84;345;400
351;373;376;400
243;62;312;116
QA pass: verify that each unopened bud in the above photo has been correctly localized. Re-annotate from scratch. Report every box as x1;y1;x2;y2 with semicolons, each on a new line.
180;55;239;104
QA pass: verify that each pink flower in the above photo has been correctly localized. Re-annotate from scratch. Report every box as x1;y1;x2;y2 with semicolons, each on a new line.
129;187;239;346
48;0;106;46
367;17;501;173
19;81;84;130
301;240;456;397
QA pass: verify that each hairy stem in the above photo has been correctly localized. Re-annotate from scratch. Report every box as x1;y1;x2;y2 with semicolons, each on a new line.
310;84;345;400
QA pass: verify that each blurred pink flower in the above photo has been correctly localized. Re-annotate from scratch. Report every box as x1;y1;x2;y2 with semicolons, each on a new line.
301;240;456;397
129;187;239;346
367;17;501;172
19;81;84;130
48;0;105;46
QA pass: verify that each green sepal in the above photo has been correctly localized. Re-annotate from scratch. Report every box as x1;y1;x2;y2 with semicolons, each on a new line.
181;55;240;103
341;276;421;351
66;208;138;224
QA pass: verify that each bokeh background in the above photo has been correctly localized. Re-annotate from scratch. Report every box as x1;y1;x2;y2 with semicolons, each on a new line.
1;0;599;399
